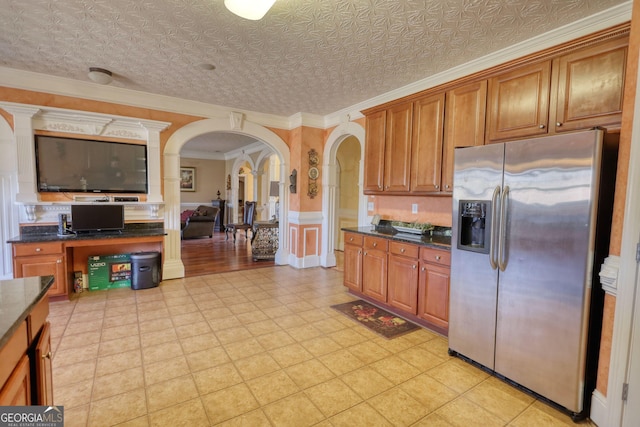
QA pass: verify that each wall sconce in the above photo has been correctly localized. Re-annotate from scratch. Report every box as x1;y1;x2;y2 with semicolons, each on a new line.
216;190;221;200
289;169;297;194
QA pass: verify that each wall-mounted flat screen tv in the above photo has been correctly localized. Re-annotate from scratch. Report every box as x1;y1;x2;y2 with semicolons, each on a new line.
35;135;148;194
71;204;125;232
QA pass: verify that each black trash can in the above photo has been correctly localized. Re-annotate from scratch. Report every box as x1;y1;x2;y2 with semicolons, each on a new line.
130;252;161;290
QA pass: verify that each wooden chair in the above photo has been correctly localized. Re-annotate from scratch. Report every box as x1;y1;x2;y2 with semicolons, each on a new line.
225;201;257;242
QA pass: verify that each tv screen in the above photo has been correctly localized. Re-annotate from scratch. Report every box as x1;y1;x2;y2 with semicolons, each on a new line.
71;204;125;232
35;135;148;194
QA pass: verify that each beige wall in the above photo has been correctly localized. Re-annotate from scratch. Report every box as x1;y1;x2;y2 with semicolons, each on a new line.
336;136;361;250
179;157;226;205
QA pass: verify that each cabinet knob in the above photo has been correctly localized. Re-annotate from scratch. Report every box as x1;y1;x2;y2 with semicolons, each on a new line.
57;259;62;264
435;185;439;189
364;251;368;256
373;242;377;247
445;185;450;189
539;124;545;129
400;248;405;253
412;265;416;269
35;247;42;252
42;351;52;360
435;255;441;261
556;122;563;127
378;185;383;190
421;267;426;271
349;237;353;242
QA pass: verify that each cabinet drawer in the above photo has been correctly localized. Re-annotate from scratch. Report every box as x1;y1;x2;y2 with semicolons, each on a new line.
27;297;49;344
420;247;451;266
14;243;63;257
364;236;388;251
344;233;363;247
389;241;419;258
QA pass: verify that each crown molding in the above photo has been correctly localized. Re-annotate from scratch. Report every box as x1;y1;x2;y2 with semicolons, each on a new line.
324;1;632;128
0;2;632;132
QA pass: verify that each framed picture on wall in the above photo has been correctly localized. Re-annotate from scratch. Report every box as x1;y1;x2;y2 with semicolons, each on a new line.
180;167;196;191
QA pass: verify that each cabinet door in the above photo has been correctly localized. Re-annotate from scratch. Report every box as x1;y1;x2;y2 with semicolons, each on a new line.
387;254;419;314
551;36;627;133
15;255;66;297
383;102;413;192
34;321;53;406
486;61;551;142
13;255;67;296
418;262;450;330
343;244;363;292
362;249;388;302
442;80;487;193
363;110;387;193
0;355;31;406
411;93;445;193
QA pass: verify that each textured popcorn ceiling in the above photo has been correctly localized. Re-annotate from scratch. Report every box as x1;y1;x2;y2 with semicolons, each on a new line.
0;0;628;117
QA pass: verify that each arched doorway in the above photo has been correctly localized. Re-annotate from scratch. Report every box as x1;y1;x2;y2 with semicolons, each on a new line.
320;121;367;268
163;117;290;280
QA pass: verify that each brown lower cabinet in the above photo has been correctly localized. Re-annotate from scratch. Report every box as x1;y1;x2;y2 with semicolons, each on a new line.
418;247;451;329
0;296;53;406
343;231;451;333
362;236;388;302
388;241;420;314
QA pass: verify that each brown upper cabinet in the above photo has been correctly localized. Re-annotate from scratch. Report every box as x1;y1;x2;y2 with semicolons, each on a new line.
410;93;445;193
487;35;627;142
550;36;627;133
364;103;413;193
441;80;488;193
486;61;552;141
364;80;486;195
363;109;386;193
362;27;628;194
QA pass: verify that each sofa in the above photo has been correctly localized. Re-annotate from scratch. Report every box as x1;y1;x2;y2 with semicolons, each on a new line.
181;205;220;239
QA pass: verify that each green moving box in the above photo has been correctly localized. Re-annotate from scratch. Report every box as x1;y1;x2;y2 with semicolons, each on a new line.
88;254;132;291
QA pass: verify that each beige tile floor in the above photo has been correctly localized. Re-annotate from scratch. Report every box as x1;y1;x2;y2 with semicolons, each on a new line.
48;266;596;427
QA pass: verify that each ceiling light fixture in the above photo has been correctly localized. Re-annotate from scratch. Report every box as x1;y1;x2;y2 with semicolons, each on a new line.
88;67;113;85
224;0;276;20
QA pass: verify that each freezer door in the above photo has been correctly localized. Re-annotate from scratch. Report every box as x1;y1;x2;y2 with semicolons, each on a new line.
449;142;504;370
495;130;602;412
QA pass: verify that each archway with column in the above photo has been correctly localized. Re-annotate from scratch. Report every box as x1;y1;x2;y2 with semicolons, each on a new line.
163;116;291;279
320;121;367;268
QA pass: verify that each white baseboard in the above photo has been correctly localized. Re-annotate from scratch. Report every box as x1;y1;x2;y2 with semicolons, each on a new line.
590;389;607;427
162;259;185;280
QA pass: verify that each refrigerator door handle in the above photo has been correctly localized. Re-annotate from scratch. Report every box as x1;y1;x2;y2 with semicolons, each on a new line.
490;185;501;270
498;185;510;271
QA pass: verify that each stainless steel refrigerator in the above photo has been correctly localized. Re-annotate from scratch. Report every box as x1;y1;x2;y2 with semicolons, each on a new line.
448;129;617;420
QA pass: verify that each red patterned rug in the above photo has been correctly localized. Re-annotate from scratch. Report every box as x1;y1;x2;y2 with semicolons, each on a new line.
331;299;419;339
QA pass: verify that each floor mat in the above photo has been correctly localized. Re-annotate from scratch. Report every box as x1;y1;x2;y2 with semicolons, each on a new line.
331;299;419;339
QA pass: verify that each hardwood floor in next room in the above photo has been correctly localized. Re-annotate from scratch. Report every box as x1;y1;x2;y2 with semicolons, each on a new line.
181;231;275;277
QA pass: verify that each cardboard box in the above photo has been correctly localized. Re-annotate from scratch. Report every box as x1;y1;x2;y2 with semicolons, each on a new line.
88;254;132;291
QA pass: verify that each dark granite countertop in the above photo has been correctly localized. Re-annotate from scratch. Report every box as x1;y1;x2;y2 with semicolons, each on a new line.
7;222;165;244
342;225;451;250
7;229;166;244
0;275;54;348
